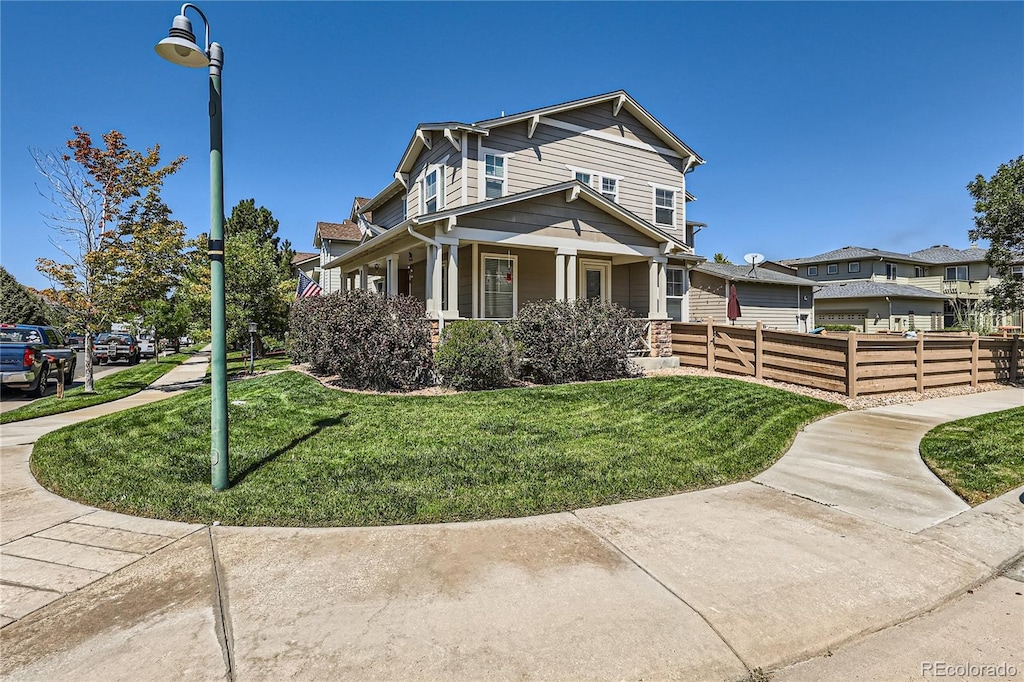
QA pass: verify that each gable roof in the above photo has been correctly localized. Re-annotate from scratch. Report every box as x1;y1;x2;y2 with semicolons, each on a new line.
291;251;319;265
694;263;816;287
814;281;947;300
314;221;361;248
394;90;704;177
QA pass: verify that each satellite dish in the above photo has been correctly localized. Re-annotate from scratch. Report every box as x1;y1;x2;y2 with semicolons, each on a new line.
743;253;765;266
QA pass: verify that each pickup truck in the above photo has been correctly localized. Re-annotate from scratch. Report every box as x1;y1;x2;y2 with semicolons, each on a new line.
0;324;77;397
93;332;141;365
138;337;158;359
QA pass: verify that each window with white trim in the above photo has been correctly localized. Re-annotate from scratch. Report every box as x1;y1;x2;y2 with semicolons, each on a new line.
886;263;898;280
1012;265;1024;280
807;266;818;276
575;171;591;185
653;187;675;226
421;166;444;214
600;177;618;202
914;266;924;277
484;153;505;199
827;263;838;275
945;265;968;281
666;267;687;321
848;262;861;273
482;255;516;318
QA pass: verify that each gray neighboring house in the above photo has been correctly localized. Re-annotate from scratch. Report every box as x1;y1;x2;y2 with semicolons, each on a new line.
312;220;362;294
783;244;1022;331
689;263;816;332
290;252;319;280
322;91;708;337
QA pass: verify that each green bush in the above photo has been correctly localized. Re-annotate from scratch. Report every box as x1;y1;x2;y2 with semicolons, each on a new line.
288;290;432;391
508;299;644;384
819;324;858;332
434;320;517;391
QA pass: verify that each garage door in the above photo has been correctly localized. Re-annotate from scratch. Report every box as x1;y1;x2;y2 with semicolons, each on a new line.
816;311;866;330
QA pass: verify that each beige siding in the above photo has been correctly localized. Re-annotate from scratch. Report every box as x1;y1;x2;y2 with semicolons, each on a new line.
458;193;658;248
611;262;650;317
816;298;945;332
408;133;459;219
688;272;808;331
478;105;686;231
374;193;405;229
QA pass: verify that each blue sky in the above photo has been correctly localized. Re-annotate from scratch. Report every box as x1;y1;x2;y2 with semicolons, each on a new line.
2;1;1022;290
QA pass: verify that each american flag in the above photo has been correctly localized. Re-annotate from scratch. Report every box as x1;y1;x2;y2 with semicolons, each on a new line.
296;271;323;298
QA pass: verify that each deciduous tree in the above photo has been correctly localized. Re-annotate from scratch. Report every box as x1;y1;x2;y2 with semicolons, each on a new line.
33;127;185;392
968;156;1024;318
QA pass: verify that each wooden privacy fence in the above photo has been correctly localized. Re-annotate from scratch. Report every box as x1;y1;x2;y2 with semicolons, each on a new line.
671;320;1022;397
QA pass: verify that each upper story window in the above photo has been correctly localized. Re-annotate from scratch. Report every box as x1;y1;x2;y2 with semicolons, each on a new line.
886;263;898;280
848;262;861;273
653;187;675;226
402;194;408;219
422;166;444;214
807;266;818;276
1012;265;1024;280
827;264;839;275
569;167;621;203
945;265;968;281
600;177;618;202
485;153;505;199
914;266;924;277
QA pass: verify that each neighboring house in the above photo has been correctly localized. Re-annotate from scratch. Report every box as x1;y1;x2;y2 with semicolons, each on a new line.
323;89;713;351
291;252;319;280
689;263;816;332
782;244;1022;331
313;221;362;294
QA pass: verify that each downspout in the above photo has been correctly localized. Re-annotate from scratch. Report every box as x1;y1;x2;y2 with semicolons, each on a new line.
407;225;445;333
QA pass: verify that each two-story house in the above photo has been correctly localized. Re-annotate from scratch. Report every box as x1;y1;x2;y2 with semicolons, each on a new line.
783;244;1020;331
322;92;707;339
312;219;362;294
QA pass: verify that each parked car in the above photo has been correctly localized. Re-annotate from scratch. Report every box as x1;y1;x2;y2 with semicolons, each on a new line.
0;323;77;397
138;337;157;359
67;333;86;351
93;333;141;365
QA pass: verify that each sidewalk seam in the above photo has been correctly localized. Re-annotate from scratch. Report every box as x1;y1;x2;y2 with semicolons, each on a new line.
570;510;753;674
208;527;236;682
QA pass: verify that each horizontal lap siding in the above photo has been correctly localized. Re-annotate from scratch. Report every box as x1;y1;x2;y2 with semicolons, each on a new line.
549;106;675;150
482;113;686;232
460;193;658;248
408;135;459;219
688;271;725;322
611;262;650;317
374;194;405;229
735;283;803;331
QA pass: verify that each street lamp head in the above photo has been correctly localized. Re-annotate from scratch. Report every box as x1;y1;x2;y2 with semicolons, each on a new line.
155;13;209;67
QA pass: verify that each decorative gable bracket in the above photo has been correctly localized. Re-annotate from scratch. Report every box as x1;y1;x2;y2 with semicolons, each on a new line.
527;114;540;139
443;129;461;152
613;94;626;117
416;129;432;150
566;185;580;203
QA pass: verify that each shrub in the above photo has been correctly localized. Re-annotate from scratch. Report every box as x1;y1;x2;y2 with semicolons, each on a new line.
819;324;858;332
507;299;643;384
434;320;517;390
288;290;432;391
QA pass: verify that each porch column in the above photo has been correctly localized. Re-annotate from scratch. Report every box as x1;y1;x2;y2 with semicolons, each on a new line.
386;255;399;297
425;244;443;314
359;265;369;291
657;258;668;318
555;253;566;301
445;241;460;317
471;243;480;318
566;253;578;301
648;257;668;319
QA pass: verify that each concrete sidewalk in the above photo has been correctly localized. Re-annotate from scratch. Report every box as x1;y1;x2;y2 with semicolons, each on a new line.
1;374;1022;680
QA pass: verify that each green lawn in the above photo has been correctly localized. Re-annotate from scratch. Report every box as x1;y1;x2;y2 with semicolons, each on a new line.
1;353;192;424
920;406;1024;506
31;372;843;527
223;349;292;378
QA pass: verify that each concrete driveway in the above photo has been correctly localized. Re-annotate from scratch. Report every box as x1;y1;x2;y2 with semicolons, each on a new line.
1;361;1021;681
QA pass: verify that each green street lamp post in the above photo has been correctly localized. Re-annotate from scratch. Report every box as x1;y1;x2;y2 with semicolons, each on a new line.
155;3;229;491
